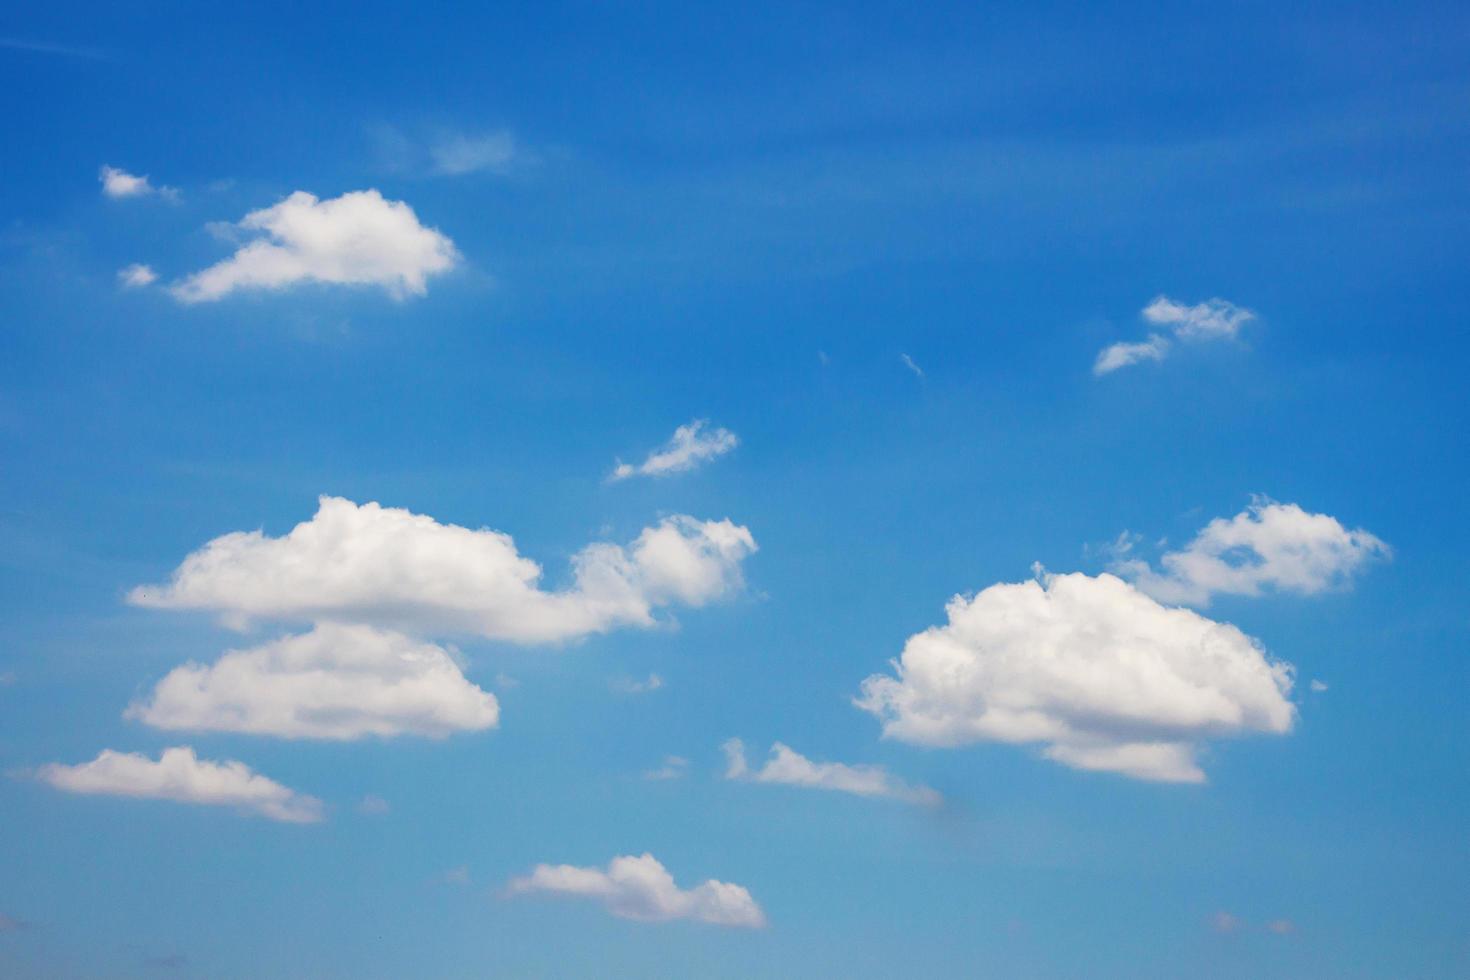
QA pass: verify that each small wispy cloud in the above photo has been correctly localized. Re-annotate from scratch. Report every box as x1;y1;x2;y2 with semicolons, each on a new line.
1094;295;1256;375
1;37;109;61
357;794;390;815
610;419;738;481
99;165;178;201
1309;679;1328;693
611;672;664;695
723;739;940;806
900;353;925;379
430;131;520;176
642;756;689;781
118;263;157;288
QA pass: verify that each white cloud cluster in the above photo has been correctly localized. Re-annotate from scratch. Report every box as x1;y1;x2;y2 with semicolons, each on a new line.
117;263;158;288
169;190;458;303
99;165;177;200
611;420;738;481
36;746;323;823
723;739;940;806
127;497;753;740
125;623;500;740
1115;500;1389;607
507;853;766;928
856;570;1296;783
130;497;755;644
1094;295;1255;375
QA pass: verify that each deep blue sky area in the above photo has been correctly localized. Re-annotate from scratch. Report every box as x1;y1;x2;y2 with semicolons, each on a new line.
2;3;1468;978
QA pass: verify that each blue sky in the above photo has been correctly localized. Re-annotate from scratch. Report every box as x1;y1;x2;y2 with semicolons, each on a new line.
2;2;1468;977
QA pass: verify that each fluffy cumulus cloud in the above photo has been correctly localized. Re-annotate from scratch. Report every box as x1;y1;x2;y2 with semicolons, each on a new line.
1095;295;1255;374
723;739;940;806
35;746;323;823
169;190;458;303
507;853;765;928
125;623;500;740
1115;500;1389;607
611;419;738;481
130;496;756;644
117;263;158;288
855;570;1296;783
99;165;177;200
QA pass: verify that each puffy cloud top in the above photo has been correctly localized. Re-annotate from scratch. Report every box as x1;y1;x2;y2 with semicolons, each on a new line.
130;496;756;644
126;623;499;740
508;853;766;927
100;165;175;200
36;746;323;823
1117;500;1389;606
856;571;1296;783
170;190;458;303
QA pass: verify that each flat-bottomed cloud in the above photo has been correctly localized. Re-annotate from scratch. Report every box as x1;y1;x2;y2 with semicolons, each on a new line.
723;738;940;805
507;853;765;927
610;419;738;481
169;190;458;303
130;496;756;644
36;746;323;823
125;623;500;740
856;570;1296;783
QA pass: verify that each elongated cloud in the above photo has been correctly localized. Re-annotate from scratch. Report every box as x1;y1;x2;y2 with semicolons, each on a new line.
126;623;499;740
1115;500;1388;607
100;165;176;200
1142;295;1255;340
507;853;765;927
129;497;756;644
856;570;1296;783
611;420;738;481
1094;334;1168;375
170;190;458;303
1094;295;1255;374
723;739;939;806
36;746;323;823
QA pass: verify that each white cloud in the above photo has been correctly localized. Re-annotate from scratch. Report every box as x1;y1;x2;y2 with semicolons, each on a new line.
1115;500;1389;607
129;496;756;645
1211;911;1244;934
35;746;323;823
643;755;689;781
169;190;458;303
1094;295;1255;374
358;794;391;815
1309;679;1328;693
855;570;1296;783
100;165;177;200
125;623;499;740
611;672;664;695
900;353;925;379
1093;334;1168;375
723;739;939;806
507;853;765;928
117;263;158;288
430;131;519;176
610;420;738;481
1142;295;1255;340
